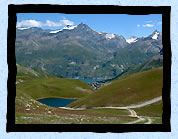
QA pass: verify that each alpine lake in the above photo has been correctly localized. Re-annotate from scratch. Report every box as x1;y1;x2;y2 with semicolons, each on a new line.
37;78;105;107
37;98;78;107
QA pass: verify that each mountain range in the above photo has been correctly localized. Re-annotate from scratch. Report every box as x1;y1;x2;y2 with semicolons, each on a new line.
16;23;162;79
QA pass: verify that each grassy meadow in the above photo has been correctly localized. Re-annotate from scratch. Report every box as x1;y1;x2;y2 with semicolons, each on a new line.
16;65;163;124
69;67;163;108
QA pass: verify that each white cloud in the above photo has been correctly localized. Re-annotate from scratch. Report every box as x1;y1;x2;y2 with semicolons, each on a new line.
137;24;140;27
143;24;154;27
17;20;43;27
17;19;74;28
45;20;62;27
157;21;162;25
60;19;74;26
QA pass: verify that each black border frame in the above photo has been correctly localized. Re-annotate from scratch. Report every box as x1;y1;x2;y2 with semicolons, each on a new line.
7;5;171;132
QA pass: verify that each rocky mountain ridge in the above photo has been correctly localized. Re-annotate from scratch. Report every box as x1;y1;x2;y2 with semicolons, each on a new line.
16;23;162;79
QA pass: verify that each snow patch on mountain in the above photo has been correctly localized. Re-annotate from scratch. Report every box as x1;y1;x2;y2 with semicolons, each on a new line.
69;61;76;65
152;32;159;40
49;29;63;33
105;34;115;39
17;27;31;30
49;25;77;33
126;37;138;44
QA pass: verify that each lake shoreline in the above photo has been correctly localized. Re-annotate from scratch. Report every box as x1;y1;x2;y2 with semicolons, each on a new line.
36;96;79;101
37;97;78;107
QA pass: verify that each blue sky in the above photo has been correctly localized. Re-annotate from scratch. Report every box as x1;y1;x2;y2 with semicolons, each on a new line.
17;13;162;39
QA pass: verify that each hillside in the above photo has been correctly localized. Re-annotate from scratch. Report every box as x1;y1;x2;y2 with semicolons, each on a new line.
16;77;93;100
17;63;51;77
69;67;163;108
16;65;93;104
16;65;162;124
119;51;163;78
15;65;140;124
94;51;163;86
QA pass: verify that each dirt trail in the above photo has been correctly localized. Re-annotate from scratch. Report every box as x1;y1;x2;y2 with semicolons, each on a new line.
144;117;152;124
95;96;162;109
123;96;162;109
125;117;145;124
59;96;162;124
127;108;139;118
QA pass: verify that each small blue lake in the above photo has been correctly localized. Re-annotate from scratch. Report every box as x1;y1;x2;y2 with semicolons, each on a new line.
37;98;77;107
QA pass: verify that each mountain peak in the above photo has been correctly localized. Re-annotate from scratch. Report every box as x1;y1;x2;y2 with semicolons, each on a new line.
78;22;89;28
151;30;160;40
153;29;159;33
145;30;160;40
75;23;93;32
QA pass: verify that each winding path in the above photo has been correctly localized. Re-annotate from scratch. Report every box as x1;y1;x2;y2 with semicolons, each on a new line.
59;96;162;124
144;117;152;124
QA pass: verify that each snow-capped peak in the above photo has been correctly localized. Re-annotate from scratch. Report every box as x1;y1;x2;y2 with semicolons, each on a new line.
105;34;115;39
49;25;77;34
126;37;137;44
152;31;159;40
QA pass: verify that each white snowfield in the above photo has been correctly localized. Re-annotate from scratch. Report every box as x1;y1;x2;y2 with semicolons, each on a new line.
152;32;159;40
49;25;77;33
105;33;115;39
126;37;138;44
17;27;31;30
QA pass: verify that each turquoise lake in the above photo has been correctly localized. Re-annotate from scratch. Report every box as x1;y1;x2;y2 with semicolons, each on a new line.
37;98;77;107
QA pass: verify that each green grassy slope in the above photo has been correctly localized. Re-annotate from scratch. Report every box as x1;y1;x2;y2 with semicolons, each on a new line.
133;101;162;124
101;53;163;83
16;64;93;99
133;101;162;117
69;67;163;108
16;65;136;124
16;77;93;100
16;65;162;124
15;107;136;124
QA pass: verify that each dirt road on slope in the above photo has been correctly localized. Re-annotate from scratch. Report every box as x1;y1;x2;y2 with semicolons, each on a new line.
59;96;162;124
